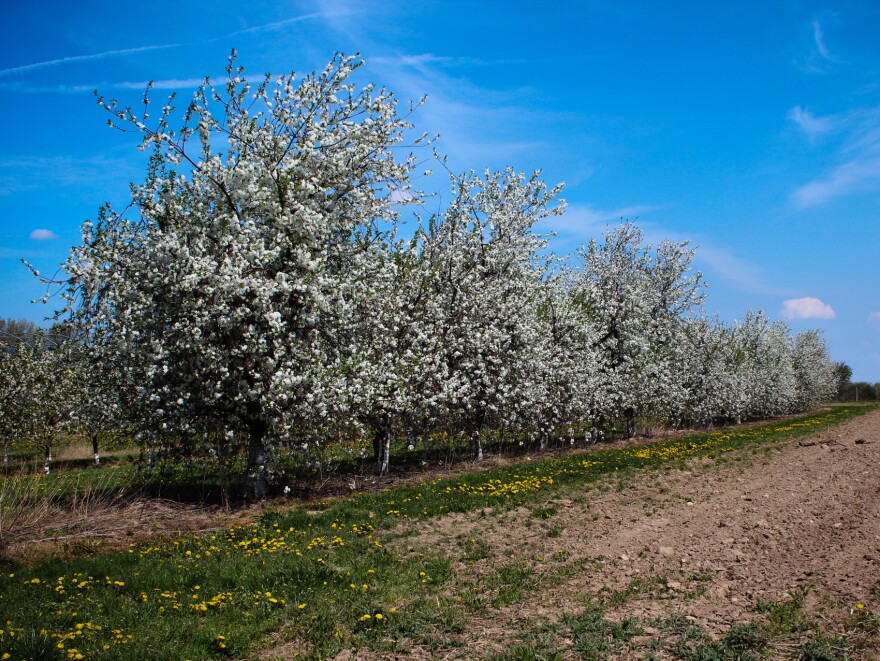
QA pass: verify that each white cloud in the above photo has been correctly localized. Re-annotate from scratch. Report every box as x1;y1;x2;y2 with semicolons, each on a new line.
792;156;880;207
692;244;789;297
868;311;880;321
29;229;59;241
781;297;835;320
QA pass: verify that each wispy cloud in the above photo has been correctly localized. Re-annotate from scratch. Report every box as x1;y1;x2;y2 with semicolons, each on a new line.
792;156;880;207
310;6;599;175
372;53;574;70
365;51;586;174
114;77;208;90
0;155;140;199
692;243;789;297
781;297;836;320
812;19;833;61
790;105;880;207
869;311;880;322
220;12;343;38
29;229;59;241
550;203;659;238
787;105;838;141
795;15;840;74
552;212;787;297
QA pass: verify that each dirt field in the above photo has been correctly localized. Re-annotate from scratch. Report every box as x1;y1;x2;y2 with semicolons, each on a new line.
379;408;880;658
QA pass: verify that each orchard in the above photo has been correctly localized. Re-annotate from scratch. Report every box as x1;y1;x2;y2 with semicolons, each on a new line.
5;53;839;499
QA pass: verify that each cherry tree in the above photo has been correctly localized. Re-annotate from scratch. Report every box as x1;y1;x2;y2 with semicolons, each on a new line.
416;168;563;459
792;329;837;409
342;231;439;474
527;265;601;447
676;317;738;427
49;54;423;497
0;335;29;465
571;225;704;437
0;319;44;464
71;332;125;467
0;332;82;473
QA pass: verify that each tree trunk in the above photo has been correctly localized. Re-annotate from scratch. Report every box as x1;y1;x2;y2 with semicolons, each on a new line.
91;433;101;467
373;428;391;476
625;408;636;439
244;419;270;500
469;428;483;461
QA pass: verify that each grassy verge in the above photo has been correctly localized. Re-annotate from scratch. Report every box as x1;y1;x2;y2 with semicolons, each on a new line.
0;404;875;660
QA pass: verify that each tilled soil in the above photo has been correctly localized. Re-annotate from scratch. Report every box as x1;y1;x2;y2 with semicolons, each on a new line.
388;408;880;658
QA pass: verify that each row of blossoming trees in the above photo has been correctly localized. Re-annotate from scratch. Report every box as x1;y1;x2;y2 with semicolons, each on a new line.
4;54;838;496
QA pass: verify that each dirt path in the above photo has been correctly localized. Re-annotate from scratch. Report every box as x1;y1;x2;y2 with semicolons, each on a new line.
388;408;880;658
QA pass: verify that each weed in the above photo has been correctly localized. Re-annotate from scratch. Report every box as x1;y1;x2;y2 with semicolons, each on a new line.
545;523;564;538
487;561;536;607
602;575;667;607
564;604;643;658
530;504;557;520
491;644;563;660
461;536;491;563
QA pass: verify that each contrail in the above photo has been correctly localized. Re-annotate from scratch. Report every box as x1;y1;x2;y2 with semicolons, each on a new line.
0;10;351;79
219;12;334;39
0;44;181;77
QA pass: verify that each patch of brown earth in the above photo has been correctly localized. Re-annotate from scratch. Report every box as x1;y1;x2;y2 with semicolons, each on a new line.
377;408;880;658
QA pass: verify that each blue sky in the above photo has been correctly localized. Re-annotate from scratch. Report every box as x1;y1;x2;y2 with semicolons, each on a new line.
1;1;879;380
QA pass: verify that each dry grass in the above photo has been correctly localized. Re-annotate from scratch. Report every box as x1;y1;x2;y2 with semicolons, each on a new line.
0;465;258;565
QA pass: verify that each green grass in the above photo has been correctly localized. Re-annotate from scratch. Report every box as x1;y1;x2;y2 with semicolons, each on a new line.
0;405;875;659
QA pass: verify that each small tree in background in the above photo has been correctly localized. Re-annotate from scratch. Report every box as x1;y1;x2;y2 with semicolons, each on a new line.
0;331;82;473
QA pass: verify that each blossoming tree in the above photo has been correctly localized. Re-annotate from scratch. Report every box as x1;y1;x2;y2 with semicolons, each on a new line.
416;168;563;459
50;54;423;497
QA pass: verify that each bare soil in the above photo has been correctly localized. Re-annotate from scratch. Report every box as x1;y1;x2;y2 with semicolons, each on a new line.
379;408;880;658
